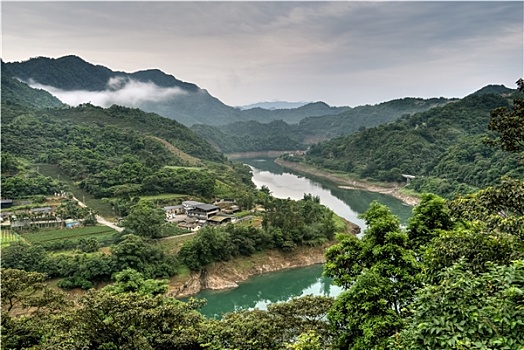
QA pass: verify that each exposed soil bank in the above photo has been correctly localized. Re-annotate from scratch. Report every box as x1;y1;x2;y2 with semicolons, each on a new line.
169;218;359;298
168;242;343;298
274;159;420;207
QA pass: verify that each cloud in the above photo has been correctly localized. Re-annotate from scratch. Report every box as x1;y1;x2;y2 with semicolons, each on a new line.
4;1;522;107
27;77;187;107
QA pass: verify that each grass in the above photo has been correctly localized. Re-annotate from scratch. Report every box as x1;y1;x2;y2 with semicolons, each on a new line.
398;187;421;197
35;164;115;218
22;226;117;244
156;234;196;254
163;166;203;171
138;193;187;201
333;214;348;232
1;230;24;246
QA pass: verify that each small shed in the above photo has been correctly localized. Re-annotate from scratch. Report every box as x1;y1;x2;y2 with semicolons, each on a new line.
207;216;232;225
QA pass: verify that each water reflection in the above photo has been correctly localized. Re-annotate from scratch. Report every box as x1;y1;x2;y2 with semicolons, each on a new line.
191;265;343;318
189;158;412;318
241;158;413;229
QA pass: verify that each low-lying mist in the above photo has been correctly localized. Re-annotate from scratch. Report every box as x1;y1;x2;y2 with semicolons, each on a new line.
27;77;187;107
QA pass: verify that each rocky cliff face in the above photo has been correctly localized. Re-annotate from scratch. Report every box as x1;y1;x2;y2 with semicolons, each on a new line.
169;244;332;298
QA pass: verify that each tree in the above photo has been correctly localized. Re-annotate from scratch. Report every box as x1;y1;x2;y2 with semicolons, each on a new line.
449;177;524;239
324;201;420;349
423;226;524;281
103;268;168;296
124;201;166;238
202;295;334;350
329;270;404;350
1;269;68;350
76;237;100;253
111;234;176;278
1;241;49;274
1;269;67;315
393;260;524;349
486;78;524;153
40;290;207;349
407;193;453;251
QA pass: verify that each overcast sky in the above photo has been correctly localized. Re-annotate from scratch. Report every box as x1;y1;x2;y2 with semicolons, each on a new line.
2;1;523;107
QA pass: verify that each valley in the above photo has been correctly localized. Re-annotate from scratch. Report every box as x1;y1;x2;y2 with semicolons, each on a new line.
1;53;523;349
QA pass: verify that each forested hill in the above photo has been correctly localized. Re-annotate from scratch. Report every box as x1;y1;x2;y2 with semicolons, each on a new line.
304;89;523;198
4;56;347;127
190;97;454;153
1;73;257;200
4;55;245;126
1;61;65;110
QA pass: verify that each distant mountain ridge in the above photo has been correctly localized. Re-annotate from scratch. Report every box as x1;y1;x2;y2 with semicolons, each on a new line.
239;101;311;110
191;97;455;153
4;56;348;126
5;55;199;92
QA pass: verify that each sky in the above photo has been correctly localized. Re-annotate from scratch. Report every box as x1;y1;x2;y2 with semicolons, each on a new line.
2;1;523;107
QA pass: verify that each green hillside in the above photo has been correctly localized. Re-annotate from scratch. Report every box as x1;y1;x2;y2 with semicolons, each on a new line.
191;97;454;153
5;56;350;127
1;75;255;202
304;90;523;197
1;62;65;112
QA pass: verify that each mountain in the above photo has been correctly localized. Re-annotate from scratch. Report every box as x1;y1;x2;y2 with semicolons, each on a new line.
240;102;350;124
4;56;349;127
470;84;514;96
1;61;65;112
239;101;311;110
304;87;522;198
5;55;245;126
1;70;255;200
191;97;454;153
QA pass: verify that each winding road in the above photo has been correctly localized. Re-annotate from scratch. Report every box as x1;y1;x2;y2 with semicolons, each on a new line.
72;196;124;232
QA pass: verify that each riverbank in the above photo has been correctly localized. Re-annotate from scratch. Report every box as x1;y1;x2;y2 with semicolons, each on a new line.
168;242;337;298
274;158;420;207
168;216;359;298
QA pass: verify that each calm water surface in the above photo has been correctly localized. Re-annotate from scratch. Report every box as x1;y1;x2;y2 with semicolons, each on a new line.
191;158;413;318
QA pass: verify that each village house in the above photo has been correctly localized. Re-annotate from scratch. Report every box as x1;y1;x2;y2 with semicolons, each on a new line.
176;218;201;232
187;203;220;221
207;215;232;226
163;205;184;220
213;198;241;214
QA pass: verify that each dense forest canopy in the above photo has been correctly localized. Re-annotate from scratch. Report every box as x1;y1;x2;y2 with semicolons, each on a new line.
304;88;523;198
191;97;455;153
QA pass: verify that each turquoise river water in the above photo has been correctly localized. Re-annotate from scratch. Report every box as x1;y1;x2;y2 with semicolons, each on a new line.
189;158;413;318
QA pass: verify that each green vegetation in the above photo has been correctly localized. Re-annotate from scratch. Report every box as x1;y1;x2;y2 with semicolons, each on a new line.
305;86;523;198
22;226;116;244
1;67;255;205
191;97;454;153
2;57;523;349
178;194;338;270
1;231;23;246
3;177;523;348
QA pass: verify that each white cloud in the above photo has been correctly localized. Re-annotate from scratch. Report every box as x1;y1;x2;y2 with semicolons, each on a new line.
27;77;187;107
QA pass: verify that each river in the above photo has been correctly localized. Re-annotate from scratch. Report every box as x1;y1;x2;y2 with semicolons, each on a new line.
192;158;413;318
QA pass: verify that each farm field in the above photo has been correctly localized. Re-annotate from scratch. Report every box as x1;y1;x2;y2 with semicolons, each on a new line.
139;193;188;201
1;230;23;246
22;226;117;244
34;164;115;218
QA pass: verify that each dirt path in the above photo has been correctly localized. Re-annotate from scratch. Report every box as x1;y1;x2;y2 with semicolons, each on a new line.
147;136;202;166
274;159;420;206
72;196;124;232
